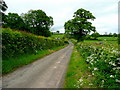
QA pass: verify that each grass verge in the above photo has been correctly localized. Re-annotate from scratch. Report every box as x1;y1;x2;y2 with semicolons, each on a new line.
2;45;68;75
84;40;118;44
64;46;97;88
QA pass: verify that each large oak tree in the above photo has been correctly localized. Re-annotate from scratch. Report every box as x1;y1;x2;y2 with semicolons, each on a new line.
64;8;96;41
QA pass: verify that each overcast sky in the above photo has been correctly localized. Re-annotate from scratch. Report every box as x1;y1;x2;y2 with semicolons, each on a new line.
5;0;119;34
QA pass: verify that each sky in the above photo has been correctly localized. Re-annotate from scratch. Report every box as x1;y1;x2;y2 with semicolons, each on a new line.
5;0;119;34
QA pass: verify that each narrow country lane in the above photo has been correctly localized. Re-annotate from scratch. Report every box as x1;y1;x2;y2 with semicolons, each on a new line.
2;43;74;88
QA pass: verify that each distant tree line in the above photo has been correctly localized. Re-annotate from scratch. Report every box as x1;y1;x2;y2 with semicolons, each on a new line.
85;32;119;40
100;33;118;37
1;0;54;37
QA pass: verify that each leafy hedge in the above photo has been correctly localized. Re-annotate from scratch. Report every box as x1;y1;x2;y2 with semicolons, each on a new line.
2;28;66;60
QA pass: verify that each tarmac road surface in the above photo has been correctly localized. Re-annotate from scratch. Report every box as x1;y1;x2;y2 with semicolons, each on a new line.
2;43;74;88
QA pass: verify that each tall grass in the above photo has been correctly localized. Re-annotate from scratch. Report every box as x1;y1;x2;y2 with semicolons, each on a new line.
64;47;96;88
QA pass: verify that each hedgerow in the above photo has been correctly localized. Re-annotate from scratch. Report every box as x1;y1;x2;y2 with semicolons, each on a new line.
76;43;120;88
2;28;66;60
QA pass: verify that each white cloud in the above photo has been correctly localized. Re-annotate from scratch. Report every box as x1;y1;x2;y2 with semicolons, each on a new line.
102;3;117;13
5;0;118;33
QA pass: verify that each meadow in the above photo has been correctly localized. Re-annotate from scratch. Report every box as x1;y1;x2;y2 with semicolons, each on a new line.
51;34;65;39
97;37;118;41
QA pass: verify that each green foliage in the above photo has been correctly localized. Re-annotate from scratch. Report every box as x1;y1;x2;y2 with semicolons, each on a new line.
118;34;120;44
0;0;8;27
113;33;118;37
85;35;91;40
0;0;8;12
76;43;120;88
64;8;96;41
56;31;60;34
70;39;77;44
3;13;26;30
91;32;100;40
2;28;66;60
84;40;118;45
51;34;64;39
97;37;118;41
21;9;53;37
2;9;54;37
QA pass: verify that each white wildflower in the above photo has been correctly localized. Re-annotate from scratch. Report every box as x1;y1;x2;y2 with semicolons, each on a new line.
116;79;120;83
80;83;83;86
112;63;116;66
94;67;98;71
117;58;120;60
89;83;93;85
102;80;104;83
113;67;116;70
88;75;92;77
92;72;94;75
79;78;83;82
104;60;107;62
116;67;120;70
91;63;93;65
109;62;112;65
112;50;117;53
110;75;114;78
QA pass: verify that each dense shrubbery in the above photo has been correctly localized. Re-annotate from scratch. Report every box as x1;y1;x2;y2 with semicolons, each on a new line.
76;43;120;88
2;28;66;60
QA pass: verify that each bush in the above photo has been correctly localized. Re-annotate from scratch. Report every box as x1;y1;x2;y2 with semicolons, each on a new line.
2;28;66;60
85;35;91;40
91;32;100;40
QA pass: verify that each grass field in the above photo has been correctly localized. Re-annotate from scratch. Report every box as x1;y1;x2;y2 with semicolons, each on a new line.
84;36;118;44
51;34;65;39
84;40;118;44
97;37;118;41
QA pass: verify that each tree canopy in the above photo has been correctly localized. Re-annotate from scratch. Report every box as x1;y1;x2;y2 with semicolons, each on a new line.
64;8;96;41
21;10;54;37
3;9;54;37
91;32;100;40
3;13;26;30
0;0;8;27
0;0;8;12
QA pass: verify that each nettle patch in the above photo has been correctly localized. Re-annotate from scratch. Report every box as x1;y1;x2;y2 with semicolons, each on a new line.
76;43;120;88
